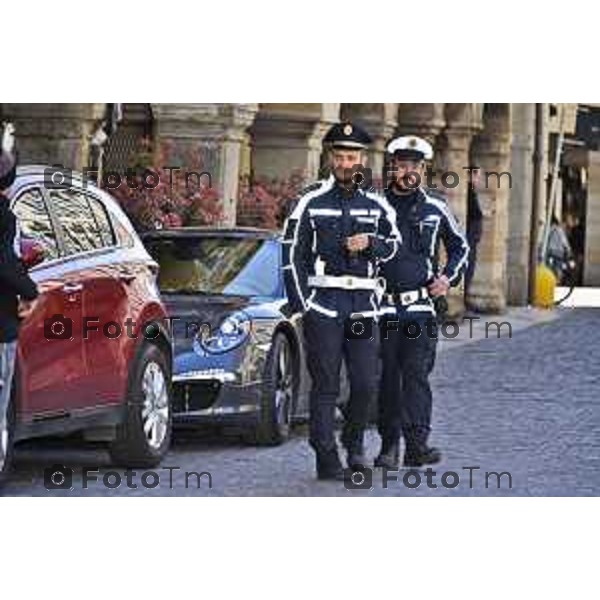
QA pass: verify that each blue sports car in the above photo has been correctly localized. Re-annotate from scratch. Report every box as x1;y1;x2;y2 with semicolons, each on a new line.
142;227;322;445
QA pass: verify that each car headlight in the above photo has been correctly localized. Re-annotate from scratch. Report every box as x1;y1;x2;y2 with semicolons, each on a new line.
194;310;253;355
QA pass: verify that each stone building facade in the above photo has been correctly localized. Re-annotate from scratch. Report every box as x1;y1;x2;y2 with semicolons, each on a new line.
0;103;583;313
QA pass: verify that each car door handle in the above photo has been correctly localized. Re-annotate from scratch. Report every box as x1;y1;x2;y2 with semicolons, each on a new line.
62;283;83;294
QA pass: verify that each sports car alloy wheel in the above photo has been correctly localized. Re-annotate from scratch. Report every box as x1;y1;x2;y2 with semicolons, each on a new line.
141;361;170;450
274;337;294;429
253;332;297;446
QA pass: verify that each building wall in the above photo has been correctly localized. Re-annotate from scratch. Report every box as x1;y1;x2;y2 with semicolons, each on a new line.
0;102;581;311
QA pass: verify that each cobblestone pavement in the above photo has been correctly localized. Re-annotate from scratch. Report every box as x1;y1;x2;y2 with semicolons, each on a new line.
2;307;598;496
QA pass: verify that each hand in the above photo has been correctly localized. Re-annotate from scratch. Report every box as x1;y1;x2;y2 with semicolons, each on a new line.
18;298;38;320
36;281;57;294
2;122;15;154
428;275;450;297
346;234;370;253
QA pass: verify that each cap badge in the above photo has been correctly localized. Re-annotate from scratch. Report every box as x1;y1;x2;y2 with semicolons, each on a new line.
343;124;353;136
409;137;418;148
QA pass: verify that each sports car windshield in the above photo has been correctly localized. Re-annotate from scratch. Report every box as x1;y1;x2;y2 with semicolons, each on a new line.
147;236;280;297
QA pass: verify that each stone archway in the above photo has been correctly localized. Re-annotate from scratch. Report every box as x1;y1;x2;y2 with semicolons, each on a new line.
0;103;107;170
468;103;512;313
396;104;446;143
249;104;340;182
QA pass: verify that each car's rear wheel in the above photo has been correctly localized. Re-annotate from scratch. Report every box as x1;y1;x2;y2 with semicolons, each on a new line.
109;343;172;468
252;332;297;446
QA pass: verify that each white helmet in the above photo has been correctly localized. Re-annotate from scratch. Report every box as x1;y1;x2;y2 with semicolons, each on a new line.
386;135;433;161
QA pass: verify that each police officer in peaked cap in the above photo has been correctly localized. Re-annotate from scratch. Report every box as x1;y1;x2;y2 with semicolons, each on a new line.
375;135;470;469
282;122;401;480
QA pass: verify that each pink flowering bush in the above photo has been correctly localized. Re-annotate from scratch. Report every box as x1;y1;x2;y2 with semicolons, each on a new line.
236;170;308;230
106;136;310;233
105;139;223;232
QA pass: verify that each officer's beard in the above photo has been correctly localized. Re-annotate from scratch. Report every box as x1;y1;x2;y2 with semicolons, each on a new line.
390;179;419;196
333;170;359;195
333;168;352;185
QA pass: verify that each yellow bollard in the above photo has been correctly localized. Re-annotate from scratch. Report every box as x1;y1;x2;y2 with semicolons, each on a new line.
533;263;557;308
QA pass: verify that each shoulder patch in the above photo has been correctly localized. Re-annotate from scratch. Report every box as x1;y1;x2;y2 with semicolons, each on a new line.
299;181;324;196
288;177;335;220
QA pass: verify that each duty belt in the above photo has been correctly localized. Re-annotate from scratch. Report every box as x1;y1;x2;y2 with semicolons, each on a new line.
384;287;430;306
308;275;384;291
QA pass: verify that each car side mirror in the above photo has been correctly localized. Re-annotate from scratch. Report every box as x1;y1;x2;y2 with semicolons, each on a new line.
20;238;46;269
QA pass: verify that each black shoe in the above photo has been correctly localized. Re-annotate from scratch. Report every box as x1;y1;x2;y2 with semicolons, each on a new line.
403;446;442;468
347;451;369;472
373;440;400;469
316;449;345;481
374;452;400;470
340;431;367;472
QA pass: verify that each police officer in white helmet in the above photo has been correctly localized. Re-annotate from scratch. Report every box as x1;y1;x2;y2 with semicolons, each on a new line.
375;135;470;469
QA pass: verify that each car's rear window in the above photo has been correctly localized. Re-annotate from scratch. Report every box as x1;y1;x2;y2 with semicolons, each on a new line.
145;236;280;298
47;189;116;254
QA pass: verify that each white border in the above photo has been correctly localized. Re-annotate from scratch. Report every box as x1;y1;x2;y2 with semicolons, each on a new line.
2;1;597;593
2;1;597;101
0;499;597;598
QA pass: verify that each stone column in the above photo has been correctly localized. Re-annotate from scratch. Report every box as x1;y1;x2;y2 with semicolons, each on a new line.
507;103;536;305
396;103;446;143
584;151;600;285
437;105;483;222
249;103;340;181
340;103;398;183
1;103;107;171
239;131;252;180
435;104;483;316
468;104;512;313
151;103;258;226
397;104;480;316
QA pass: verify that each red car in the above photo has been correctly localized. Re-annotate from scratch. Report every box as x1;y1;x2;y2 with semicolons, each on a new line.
0;166;173;481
